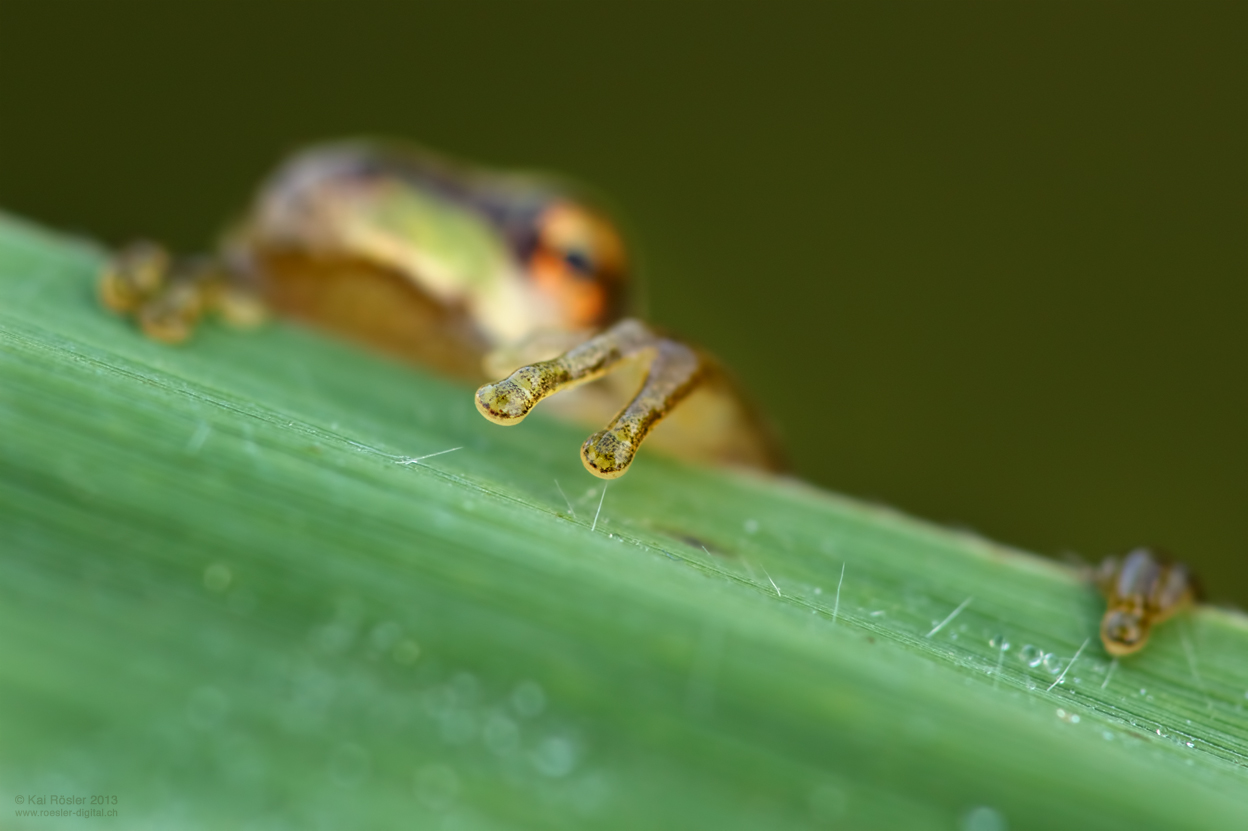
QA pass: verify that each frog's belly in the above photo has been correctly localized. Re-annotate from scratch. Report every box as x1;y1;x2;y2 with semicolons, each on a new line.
249;249;491;380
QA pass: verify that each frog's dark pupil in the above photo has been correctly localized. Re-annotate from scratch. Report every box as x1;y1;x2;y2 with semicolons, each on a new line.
563;249;594;275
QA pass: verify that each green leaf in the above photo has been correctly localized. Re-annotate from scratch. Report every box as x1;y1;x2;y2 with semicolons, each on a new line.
1;213;1245;830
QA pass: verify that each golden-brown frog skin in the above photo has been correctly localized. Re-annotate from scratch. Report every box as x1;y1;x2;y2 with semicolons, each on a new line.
100;140;782;478
1095;548;1196;657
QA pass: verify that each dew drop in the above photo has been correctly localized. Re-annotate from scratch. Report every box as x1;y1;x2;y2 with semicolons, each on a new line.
370;621;403;652
961;805;1007;831
483;712;520;756
532;736;578;778
440;710;477;745
203;562;232;593
512;681;546;718
392;639;421;665
449;673;480;707
1042;653;1064;675
1186;742;1195;748
989;635;1011;651
1019;645;1044;667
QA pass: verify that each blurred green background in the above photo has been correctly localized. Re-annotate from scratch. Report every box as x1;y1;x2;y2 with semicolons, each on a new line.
0;2;1243;604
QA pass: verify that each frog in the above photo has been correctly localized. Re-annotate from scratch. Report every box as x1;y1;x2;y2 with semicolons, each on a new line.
99;140;783;479
1094;548;1197;657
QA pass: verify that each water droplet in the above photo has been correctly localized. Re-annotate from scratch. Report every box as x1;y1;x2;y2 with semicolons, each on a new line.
814;587;823;595
440;710;477;745
1019;645;1044;667
744;519;759;534
1139;688;1147;696
392;639;421;665
203;562;232;593
415;764;460;811
989;635;1011;651
1071;715;1080;724
370;621;403;652
1186;741;1195;748
449;673;480;707
1102;731;1114;741
483;712;520;756
1042;653;1064;675
532;736;578;777
961;805;1007;831
512;681;546;718
329;742;370;787
187;686;229;730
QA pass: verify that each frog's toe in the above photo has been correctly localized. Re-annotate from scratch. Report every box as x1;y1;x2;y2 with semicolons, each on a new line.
580;427;636;479
475;365;554;424
137;286;204;344
99;241;172;313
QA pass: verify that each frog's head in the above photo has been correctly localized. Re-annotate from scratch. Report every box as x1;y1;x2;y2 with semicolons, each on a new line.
521;200;628;332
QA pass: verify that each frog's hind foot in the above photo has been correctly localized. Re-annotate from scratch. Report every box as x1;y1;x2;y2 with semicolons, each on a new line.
99;242;265;343
476;319;706;479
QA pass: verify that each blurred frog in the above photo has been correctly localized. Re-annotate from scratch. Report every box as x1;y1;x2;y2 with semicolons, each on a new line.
1094;548;1197;656
100;141;782;479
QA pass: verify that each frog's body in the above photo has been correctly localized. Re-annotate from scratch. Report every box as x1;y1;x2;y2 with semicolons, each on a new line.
1094;548;1196;657
101;141;782;478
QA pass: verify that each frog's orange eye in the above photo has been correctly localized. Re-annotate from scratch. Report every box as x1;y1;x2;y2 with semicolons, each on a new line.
526;201;628;328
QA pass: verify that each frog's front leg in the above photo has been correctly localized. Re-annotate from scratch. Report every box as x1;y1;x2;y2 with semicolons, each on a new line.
475;319;706;478
99;242;264;342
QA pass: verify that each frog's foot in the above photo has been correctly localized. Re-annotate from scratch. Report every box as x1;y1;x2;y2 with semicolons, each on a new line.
475;318;705;479
99;242;266;343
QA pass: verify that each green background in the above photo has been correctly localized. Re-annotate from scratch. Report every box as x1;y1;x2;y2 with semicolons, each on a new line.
0;1;1243;604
